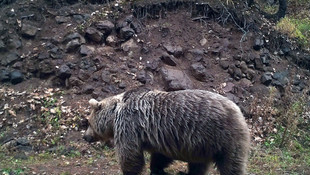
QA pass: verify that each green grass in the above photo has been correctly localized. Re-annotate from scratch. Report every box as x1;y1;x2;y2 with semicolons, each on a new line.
276;17;310;48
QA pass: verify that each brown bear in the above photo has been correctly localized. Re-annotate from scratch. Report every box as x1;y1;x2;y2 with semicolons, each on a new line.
83;88;250;175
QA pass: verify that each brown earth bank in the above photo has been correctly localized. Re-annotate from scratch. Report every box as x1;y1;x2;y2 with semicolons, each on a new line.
0;0;309;174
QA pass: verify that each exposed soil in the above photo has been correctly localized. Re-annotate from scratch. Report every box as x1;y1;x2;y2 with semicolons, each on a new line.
0;0;309;174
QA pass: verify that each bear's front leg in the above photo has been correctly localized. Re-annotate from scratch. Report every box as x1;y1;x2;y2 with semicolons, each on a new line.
119;149;145;175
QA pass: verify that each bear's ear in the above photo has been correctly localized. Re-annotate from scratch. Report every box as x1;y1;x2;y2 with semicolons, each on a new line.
89;99;100;109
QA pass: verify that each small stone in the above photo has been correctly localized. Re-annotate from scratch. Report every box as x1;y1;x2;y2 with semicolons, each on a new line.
85;27;103;43
95;20;115;35
83;85;94;94
80;45;95;56
161;53;177;66
136;70;147;84
200;38;207;46
118;82;126;89
220;61;229;70
0;40;5;51
106;35;118;47
261;72;272;85
121;39;138;52
0;69;10;82
57;64;71;79
254;57;264;70
190;62;208;82
55;16;71;24
101;70;111;83
119;26;135;40
63;32;86;44
160;66;193;91
21;23;38;38
65;39;81;52
1;52;20;66
10;70;23;84
163;44;183;58
253;37;264;51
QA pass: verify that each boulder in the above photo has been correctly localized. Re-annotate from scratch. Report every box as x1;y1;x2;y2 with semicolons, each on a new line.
10;70;23;84
80;45;95;56
57;64;72;79
161;52;177;66
21;23;38;38
190;62;208;82
160;66;193;91
85;27;103;43
95;20;115;35
119;26;135;40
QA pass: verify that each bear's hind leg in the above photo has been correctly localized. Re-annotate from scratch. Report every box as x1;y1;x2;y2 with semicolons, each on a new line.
187;162;209;175
150;153;173;175
215;153;247;175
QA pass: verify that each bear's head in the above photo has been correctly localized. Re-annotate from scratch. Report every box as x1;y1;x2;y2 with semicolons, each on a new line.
83;97;119;143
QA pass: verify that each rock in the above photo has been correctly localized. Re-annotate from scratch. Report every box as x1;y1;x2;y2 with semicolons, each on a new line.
118;82;126;89
240;61;248;73
253;37;264;51
49;45;64;59
272;71;289;88
12;62;23;69
85;27;103;43
223;82;235;93
130;19;143;34
16;138;30;146
69;77;84;87
57;64;71;79
95;20;115;35
163;44;183;57
146;59;160;71
38;60;55;77
106;35;118;47
65;39;81;52
0;23;6;35
73;14;85;24
78;70;91;81
38;51;49;60
63;32;86;44
0;69;10;82
260;53;270;65
161;52;177;66
136;70;147;84
119;26;135;40
121;39;138;52
233;67;242;80
10;70;23;84
101;73;111;84
246;69;256;80
160;66;193;91
83;85;94;94
200;38;207;46
186;49;204;61
254;57;264;70
1;52;20;66
280;43;291;55
190;62;208;82
55;16;71;24
239;78;252;88
21;23;38;38
220;60;229;70
0;40;5;51
80;45;95;56
261;72;272;85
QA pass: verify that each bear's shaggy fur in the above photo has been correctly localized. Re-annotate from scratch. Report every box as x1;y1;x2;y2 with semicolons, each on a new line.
83;88;250;175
